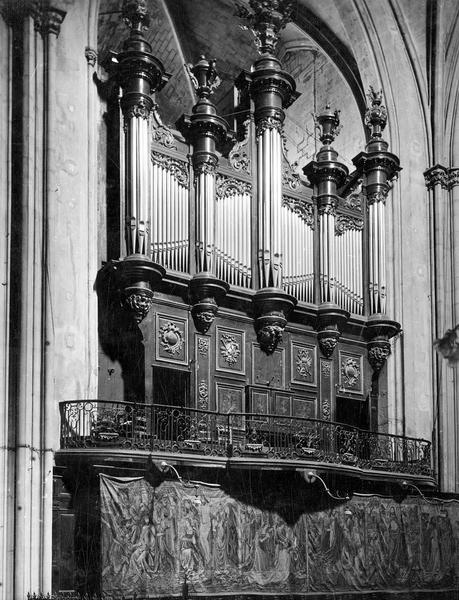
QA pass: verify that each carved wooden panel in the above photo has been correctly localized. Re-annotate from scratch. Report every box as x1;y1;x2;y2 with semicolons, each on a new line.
290;342;317;386
273;392;291;416
293;397;316;419
216;326;245;375
246;387;269;416
339;351;364;395
155;314;188;365
216;382;245;428
251;344;285;388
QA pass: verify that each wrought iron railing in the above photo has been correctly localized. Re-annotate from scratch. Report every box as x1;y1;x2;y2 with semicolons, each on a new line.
59;400;433;477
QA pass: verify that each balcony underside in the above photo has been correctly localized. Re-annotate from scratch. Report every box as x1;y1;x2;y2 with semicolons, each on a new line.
58;400;435;487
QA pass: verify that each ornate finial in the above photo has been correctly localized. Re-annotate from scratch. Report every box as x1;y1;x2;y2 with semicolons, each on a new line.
185;56;221;99
314;104;341;146
122;0;150;30
365;86;387;139
236;0;294;55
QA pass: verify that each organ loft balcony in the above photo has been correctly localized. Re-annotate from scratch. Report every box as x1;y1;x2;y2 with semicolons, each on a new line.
57;397;434;489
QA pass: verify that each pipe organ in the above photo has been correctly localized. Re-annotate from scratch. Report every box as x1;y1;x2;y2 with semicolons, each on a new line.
105;0;401;424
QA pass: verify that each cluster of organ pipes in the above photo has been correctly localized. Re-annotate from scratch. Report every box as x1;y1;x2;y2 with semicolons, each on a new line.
195;171;216;274
281;198;314;303
368;200;387;314
215;188;252;288
319;210;336;304
257;125;284;288
116;0;399;321
335;225;364;315
150;159;189;273
125;117;151;255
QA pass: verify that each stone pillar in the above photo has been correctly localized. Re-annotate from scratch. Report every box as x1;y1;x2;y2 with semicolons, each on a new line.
425;164;455;492
0;11;14;600
450;167;459;493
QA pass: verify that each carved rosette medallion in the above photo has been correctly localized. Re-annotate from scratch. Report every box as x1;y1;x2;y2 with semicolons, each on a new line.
197;338;209;356
198;380;209;409
220;334;241;366
296;348;312;378
121;288;154;324
368;342;391;373
159;322;184;355
341;358;360;388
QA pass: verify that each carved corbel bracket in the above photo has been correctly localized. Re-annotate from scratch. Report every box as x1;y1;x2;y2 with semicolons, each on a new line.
365;315;401;373
189;273;229;333
316;303;349;358
253;288;297;355
114;254;165;325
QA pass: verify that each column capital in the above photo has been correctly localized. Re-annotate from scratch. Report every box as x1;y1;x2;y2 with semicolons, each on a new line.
448;168;459;189
424;164;448;190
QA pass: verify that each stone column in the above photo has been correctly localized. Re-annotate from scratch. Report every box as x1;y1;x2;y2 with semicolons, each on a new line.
0;11;13;600
425;164;454;491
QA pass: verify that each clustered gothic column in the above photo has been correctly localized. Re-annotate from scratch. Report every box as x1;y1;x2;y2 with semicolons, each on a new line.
237;0;298;354
114;0;169;324
426;164;459;492
303;106;349;358
181;57;230;333
354;89;401;373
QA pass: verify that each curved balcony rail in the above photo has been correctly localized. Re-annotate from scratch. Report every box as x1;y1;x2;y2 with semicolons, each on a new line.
59;400;433;478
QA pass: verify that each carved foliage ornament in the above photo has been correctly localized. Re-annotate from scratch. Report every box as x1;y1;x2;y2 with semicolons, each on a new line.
159;322;184;355
33;5;66;37
321;361;331;378
322;397;331;420
424;166;459;191
197;338;209;356
335;215;364;235
198;380;209;409
220;334;241;366
151;151;189;187
256;114;283;137
229;119;251;174
341;357;360;388
343;192;363;212
122;289;153;324
216;175;252;200
296;348;312;378
368;343;391;373
282;196;314;228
